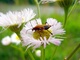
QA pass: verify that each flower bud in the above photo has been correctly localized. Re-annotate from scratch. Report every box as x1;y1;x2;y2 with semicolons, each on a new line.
1;36;11;46
35;50;41;57
57;0;75;27
57;0;75;8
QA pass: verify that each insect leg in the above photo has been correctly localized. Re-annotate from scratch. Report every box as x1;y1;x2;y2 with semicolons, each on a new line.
38;31;44;40
47;30;53;35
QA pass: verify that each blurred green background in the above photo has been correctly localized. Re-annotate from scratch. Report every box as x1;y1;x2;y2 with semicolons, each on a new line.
0;0;80;60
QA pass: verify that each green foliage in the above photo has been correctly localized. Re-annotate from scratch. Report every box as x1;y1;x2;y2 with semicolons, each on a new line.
0;0;14;4
0;0;35;5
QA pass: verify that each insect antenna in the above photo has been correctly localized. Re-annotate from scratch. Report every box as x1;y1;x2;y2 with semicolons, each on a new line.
25;21;34;33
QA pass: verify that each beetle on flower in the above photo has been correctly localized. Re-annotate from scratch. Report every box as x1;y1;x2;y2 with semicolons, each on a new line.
20;18;65;50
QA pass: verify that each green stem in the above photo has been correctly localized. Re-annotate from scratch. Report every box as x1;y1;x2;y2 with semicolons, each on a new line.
15;33;35;60
68;0;78;17
11;45;25;60
39;0;42;4
63;7;68;27
16;34;35;60
50;46;57;60
27;49;35;60
14;0;20;5
63;0;78;27
64;43;80;60
41;46;45;60
20;48;26;60
34;0;41;18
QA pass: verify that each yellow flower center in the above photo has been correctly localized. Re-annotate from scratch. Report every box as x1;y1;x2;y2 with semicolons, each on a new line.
33;30;52;40
22;17;25;22
16;36;20;40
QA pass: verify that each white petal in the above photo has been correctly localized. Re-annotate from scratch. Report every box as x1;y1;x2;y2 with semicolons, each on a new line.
48;38;62;46
50;24;65;35
36;18;42;24
22;36;42;50
47;18;65;35
25;21;33;30
30;20;38;27
30;18;42;27
21;8;36;22
47;18;58;26
22;37;33;46
20;27;33;39
31;40;42;49
40;37;49;48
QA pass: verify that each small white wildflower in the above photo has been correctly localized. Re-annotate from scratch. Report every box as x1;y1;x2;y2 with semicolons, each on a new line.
20;18;65;50
35;50;41;57
1;36;11;46
0;8;36;27
11;33;21;45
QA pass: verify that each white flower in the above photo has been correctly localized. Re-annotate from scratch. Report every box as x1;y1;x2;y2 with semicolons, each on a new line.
35;50;41;57
11;33;21;45
1;36;11;46
0;8;36;27
20;18;65;50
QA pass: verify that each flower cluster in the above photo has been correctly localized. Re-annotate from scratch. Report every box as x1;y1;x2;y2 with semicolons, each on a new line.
0;8;65;51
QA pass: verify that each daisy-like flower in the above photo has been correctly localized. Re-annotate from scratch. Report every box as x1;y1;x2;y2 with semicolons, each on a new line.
11;33;21;45
20;18;65;50
0;8;36;27
1;36;11;46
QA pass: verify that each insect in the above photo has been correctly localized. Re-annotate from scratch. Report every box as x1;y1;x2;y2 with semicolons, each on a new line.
32;24;53;35
32;24;51;31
